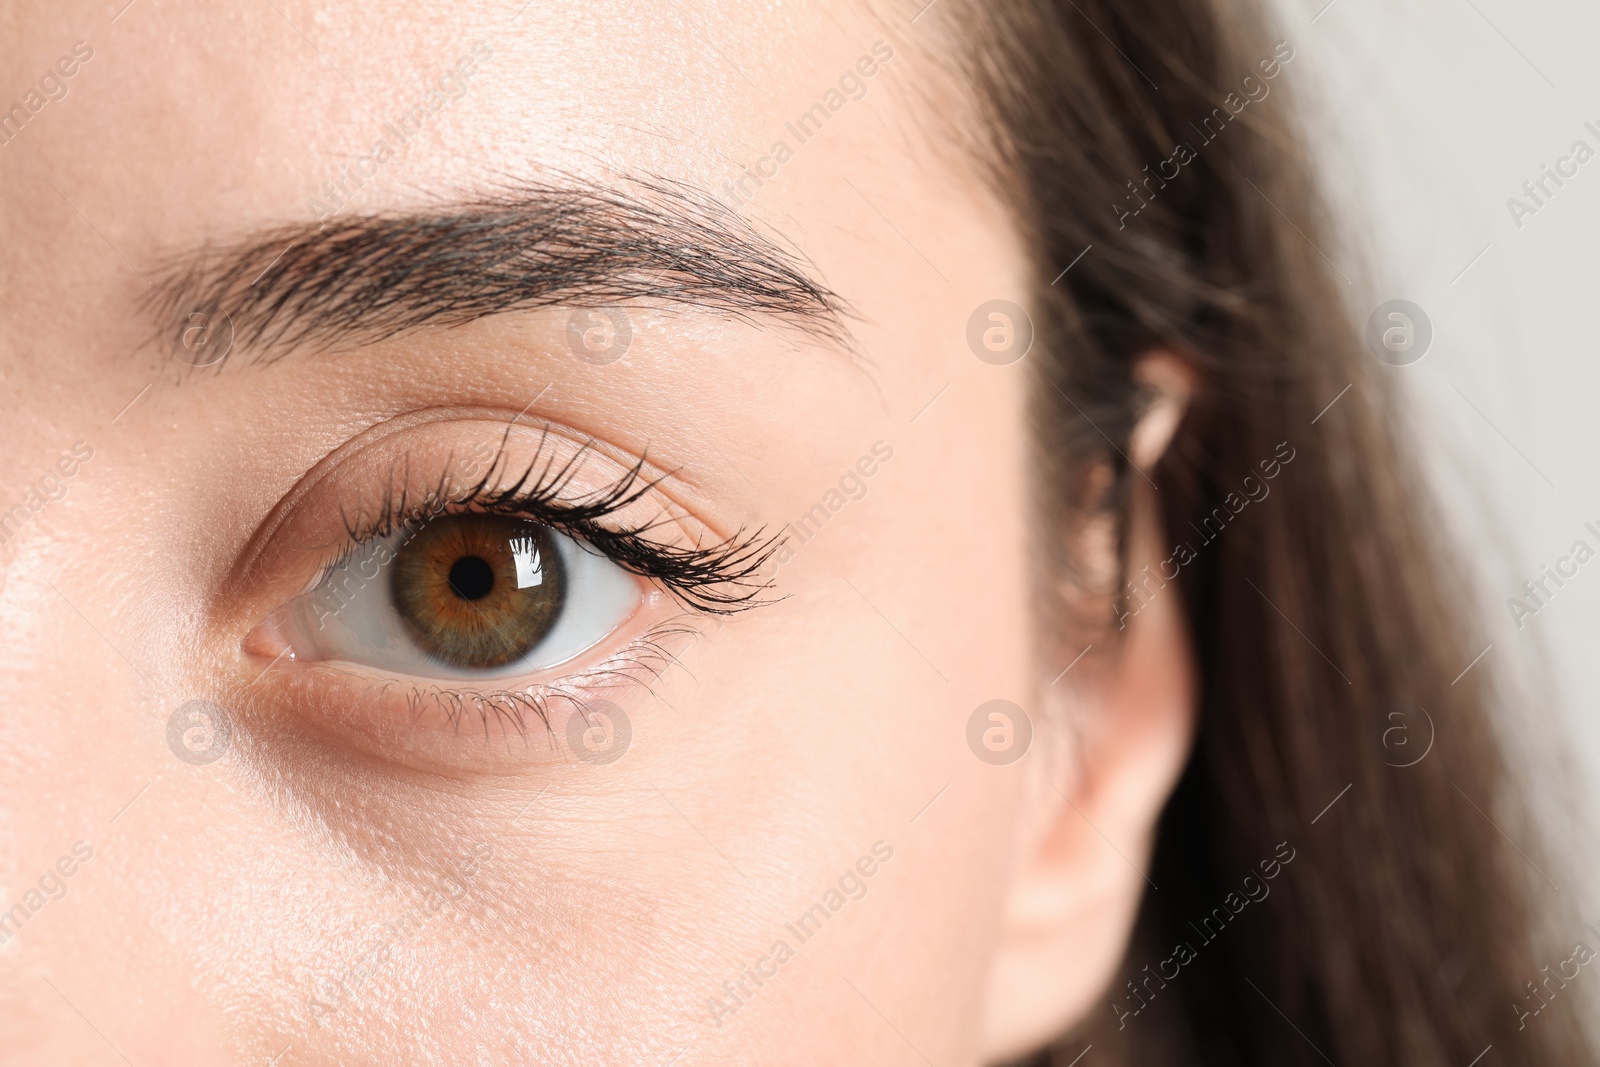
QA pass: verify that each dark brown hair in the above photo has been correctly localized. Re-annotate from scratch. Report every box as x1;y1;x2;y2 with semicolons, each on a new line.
947;0;1593;1063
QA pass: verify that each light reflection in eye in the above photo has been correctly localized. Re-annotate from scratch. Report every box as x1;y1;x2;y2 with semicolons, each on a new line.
510;535;544;590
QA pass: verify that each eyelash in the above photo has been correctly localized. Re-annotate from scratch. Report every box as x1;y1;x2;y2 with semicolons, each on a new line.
331;430;781;613
301;430;777;739
297;619;702;742
402;618;702;742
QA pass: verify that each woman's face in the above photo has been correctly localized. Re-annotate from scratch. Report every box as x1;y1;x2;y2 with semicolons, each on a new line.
0;2;1193;1062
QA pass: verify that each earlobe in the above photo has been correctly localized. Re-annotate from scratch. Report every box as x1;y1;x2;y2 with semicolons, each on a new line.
977;354;1198;1061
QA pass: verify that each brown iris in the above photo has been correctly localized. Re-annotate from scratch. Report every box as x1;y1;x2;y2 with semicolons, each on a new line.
390;514;567;668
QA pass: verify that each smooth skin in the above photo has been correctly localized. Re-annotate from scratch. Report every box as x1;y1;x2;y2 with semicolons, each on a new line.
0;1;1195;1063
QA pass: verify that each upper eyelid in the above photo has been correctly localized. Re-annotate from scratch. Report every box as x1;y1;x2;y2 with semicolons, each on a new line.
232;417;647;584
226;411;634;582
224;410;757;629
323;451;781;615
339;434;665;544
330;437;687;570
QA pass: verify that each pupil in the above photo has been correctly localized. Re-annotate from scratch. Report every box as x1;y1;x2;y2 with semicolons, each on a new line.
447;556;496;601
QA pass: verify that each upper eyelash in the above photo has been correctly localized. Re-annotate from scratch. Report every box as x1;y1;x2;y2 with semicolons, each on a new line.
331;426;783;614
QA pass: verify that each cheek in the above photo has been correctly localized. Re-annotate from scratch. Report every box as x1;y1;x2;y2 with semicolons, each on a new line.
695;602;1028;1032
652;383;1032;1059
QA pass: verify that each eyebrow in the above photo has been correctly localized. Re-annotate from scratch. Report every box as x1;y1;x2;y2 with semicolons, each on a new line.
146;176;849;364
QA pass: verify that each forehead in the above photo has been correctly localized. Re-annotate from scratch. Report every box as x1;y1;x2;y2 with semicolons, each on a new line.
0;0;1028;451
1;1;927;267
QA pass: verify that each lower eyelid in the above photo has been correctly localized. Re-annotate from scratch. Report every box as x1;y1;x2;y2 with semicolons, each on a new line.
242;611;701;774
406;616;693;734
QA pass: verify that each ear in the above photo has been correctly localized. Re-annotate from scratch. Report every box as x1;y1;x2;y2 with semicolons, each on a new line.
978;352;1198;1061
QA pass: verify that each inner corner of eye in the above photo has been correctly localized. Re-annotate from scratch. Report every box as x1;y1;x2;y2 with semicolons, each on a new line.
274;513;640;680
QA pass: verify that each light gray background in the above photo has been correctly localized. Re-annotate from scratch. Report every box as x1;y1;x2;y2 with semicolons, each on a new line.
1272;0;1600;905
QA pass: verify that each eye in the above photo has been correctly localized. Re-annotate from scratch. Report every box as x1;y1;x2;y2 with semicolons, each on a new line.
281;512;641;679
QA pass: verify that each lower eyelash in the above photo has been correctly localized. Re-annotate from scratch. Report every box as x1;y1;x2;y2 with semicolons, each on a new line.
400;617;702;742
